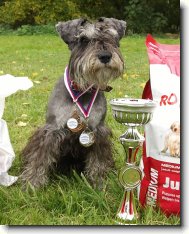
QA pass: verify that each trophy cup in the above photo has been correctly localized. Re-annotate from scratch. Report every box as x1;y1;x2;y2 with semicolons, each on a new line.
110;98;157;224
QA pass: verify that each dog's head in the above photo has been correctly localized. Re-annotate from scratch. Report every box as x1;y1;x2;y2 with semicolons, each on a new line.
56;18;126;90
170;121;180;134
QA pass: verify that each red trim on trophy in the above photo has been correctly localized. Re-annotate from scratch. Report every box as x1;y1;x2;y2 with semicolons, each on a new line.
121;191;127;213
128;147;133;163
129;192;133;215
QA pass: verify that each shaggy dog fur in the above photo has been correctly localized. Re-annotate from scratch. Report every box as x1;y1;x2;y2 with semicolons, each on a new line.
21;17;126;188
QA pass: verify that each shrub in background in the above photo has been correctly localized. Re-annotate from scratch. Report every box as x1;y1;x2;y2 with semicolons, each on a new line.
14;24;56;35
0;0;180;34
0;24;57;35
0;0;81;28
73;0;125;20
124;0;179;34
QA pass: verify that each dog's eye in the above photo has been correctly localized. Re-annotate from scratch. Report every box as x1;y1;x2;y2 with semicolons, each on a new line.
79;36;90;44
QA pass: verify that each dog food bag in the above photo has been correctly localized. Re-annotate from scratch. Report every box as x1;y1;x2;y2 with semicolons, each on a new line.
0;74;33;186
139;34;180;216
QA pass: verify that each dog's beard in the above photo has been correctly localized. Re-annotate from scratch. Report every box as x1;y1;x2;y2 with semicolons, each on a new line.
72;51;124;90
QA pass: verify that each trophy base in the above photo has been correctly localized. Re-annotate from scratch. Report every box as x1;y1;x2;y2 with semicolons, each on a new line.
115;189;140;225
115;212;140;225
115;219;138;225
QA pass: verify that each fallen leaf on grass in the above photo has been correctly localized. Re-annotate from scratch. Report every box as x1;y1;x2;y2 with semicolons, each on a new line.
123;73;128;80
22;102;30;105
140;83;146;88
21;114;28;118
17;121;27;127
32;72;39;77
130;74;139;78
33;80;41;84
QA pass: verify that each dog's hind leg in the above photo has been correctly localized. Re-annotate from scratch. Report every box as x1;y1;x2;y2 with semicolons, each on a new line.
20;124;66;188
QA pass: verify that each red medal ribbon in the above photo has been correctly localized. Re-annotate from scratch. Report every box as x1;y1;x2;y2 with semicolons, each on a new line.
64;67;99;118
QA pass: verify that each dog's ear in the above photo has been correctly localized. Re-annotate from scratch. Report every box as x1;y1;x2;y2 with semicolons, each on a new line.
98;17;126;40
56;18;88;50
170;123;175;131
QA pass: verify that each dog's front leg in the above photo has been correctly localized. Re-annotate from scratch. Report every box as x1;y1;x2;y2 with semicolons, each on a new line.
84;125;114;189
21;124;66;188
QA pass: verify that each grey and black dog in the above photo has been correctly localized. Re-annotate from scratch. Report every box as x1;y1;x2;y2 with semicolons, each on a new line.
21;17;126;188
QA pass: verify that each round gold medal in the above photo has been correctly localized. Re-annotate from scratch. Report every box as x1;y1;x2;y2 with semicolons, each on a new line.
67;110;85;132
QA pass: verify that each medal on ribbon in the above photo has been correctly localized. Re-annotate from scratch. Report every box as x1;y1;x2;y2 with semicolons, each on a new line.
79;127;95;147
64;67;98;147
67;110;86;133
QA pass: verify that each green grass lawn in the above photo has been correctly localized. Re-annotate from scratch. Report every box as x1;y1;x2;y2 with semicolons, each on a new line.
0;34;180;225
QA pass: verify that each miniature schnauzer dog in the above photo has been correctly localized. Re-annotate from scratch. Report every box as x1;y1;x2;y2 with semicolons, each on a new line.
21;17;126;188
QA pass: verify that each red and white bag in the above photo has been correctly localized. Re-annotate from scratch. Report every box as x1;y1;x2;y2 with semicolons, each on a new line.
139;34;180;216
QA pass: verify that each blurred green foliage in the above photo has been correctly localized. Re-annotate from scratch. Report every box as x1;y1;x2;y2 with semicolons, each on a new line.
0;0;179;34
124;0;180;34
0;0;81;28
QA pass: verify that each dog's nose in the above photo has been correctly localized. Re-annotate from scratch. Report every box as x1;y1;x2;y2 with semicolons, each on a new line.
98;51;112;64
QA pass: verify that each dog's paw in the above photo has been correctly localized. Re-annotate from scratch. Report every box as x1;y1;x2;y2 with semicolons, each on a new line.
20;172;48;190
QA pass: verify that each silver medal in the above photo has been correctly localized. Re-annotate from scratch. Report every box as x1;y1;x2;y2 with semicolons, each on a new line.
67;118;78;130
79;128;95;147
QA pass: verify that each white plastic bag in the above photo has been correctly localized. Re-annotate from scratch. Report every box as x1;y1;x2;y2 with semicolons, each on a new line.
0;74;33;186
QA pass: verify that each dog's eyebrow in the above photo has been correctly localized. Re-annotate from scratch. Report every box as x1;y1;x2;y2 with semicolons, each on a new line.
77;24;119;41
105;28;118;37
77;24;96;39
